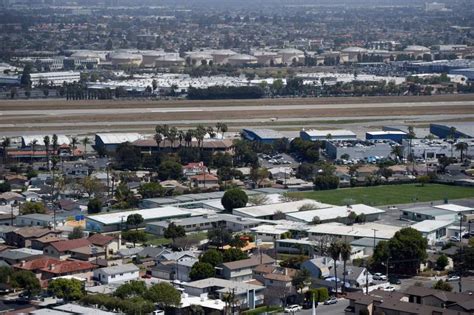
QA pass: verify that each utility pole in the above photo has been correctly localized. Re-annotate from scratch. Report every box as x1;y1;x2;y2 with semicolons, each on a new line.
458;214;463;292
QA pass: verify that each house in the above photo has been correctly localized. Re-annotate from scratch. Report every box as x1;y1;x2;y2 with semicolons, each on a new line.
31;235;64;251
0;191;25;205
43;239;91;259
190;174;219;188
253;264;297;289
14;257;97;281
5;227;62;248
218;254;275;282
58;199;84;212
0;248;44;265
405;285;474;312
69;245;106;262
4;175;28;190
327;265;372;289
151;256;198;282
15;213;65;228
183;162;208;177
87;233;121;257
181;277;265;309
93;263;140;284
409;220;452;245
345;290;408;315
301;257;334;279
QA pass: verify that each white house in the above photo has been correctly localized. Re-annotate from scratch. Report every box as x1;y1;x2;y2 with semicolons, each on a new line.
93;263;140;284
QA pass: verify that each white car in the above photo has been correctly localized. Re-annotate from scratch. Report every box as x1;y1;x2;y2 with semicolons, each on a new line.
383;286;396;292
447;275;460;282
284;305;302;313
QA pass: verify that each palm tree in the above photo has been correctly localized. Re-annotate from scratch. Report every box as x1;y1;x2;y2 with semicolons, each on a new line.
52;134;58;155
82;137;90;158
340;242;352;294
215;122;222;135
391;145;403;162
328;241;341;296
168;126;178;148
71;136;78;156
207;126;215;138
455;142;468;160
43;136;50;168
1;137;10;164
220;123;228;139
407;126;416;171
184;130;194;147
30;139;38;164
177;130;185;147
195;125;207;151
449;127;457;157
154;133;163;151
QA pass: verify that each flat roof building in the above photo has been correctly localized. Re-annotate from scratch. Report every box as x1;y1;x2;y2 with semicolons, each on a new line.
430;123;473;139
95;133;144;152
366;131;407;144
241;128;286;144
307;222;401;241
86;207;191;232
300;129;357;142
286;204;385;224
326;140;396;161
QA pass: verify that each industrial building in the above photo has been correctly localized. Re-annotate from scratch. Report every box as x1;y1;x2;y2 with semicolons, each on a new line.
366;131;407;144
94;133;144;153
29;71;81;87
325;140;395;160
430;123;473;139
286;204;386;224
307;222;401;242
400;204;472;222
241;128;286;144
300;129;357;142
86;207;192;233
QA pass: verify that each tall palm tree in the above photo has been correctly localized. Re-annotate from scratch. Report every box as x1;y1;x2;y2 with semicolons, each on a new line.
340;242;352;294
177;130;185;147
449;127;457;157
207;126;215;139
1;137;10;164
168;126;178;148
43;136;50;168
215;122;222;135
407;126;416;171
220;123;228;139
195;125;207;155
71;136;78;156
184;130;194;147
391;145;403;162
328;241;341;296
82;137;90;158
52;134;58;155
30;139;38;164
455;142;468;160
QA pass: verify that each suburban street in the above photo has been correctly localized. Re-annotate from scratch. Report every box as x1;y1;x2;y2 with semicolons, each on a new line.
299;299;350;315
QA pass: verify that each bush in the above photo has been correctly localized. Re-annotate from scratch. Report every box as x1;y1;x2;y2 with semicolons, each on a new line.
313;175;339;190
221;188;248;211
87;198;102;214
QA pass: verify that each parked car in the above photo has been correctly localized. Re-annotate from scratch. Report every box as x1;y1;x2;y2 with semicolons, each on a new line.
284;305;302;313
389;277;401;285
373;273;388;281
324;297;338;305
450;236;460;242
447;275;460;282
383;286;396;292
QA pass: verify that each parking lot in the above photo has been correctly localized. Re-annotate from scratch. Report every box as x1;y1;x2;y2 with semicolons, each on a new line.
259;153;299;169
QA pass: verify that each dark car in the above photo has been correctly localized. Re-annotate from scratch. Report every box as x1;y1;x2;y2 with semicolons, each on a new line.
389;277;401;285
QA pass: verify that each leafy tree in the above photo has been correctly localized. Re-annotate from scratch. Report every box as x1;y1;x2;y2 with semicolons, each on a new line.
291;269;311;293
189;262;216;281
138;182;166;198
273;211;286;220
122;230;147;247
81;176;105;198
200;249;223;267
126;214;144;230
158;160;183;181
0;182;10;193
10;270;41;297
68;227;84;240
455;142;468;160
114;280;147;299
280;255;307;269
48;278;84;301
0;266;12;284
223;248;248;262
311;216;321;225
417;175;431;187
87;198;102;214
433;280;452;292
436;255;449;270
347;211;357;225
163;222;186;243
20;202;46;215
355;213;367;223
207;227;232;247
115;142;142;170
114;183;138;209
221;188;248;211
145;282;181;308
306;287;329;303
20;64;32;88
313;175;339;190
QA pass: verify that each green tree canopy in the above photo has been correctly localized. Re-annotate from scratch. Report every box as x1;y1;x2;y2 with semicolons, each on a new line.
48;278;84;301
127;213;144;230
223;248;248;262
11;270;41;297
20;201;46;215
122;230;147;247
87;197;102;214
145;282;181;308
114;280;148;299
68;227;84;240
158;160;183;181
433;280;452;292
291;269;311;293
163;222;186;242
138;182;166;198
200;249;223;267
189;262;216;281
221;188;248;211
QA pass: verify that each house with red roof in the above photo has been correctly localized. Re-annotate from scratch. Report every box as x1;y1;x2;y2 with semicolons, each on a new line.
190;173;219;189
87;233;121;258
14;257;97;283
182;162;208;177
43;239;91;260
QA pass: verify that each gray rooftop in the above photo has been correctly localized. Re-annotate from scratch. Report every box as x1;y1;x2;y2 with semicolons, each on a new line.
401;206;455;217
97;263;139;276
242;128;285;140
182;277;265;295
0;248;43;260
147;213;264;228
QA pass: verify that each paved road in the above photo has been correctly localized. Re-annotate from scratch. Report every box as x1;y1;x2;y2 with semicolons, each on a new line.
1;100;474;117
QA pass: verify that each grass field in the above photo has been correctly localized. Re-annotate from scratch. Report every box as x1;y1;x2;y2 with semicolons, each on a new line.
145;231;208;246
288;184;474;206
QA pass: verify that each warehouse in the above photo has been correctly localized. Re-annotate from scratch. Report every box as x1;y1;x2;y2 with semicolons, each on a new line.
241;128;286;144
307;222;400;242
286;204;385;224
232;199;331;219
86;207;191;233
95;133;144;153
400;206;458;222
300;129;357;142
366;131;407;144
21;135;70;148
325;140;395;160
29;71;81;87
430;123;473;139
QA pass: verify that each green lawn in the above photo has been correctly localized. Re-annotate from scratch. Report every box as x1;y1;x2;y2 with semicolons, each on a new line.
145;231;208;247
288;184;474;206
